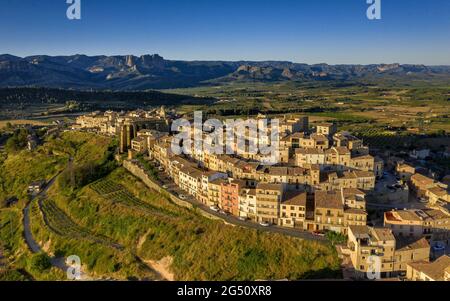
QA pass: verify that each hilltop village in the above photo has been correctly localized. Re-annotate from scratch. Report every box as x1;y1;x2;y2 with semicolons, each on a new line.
74;108;450;280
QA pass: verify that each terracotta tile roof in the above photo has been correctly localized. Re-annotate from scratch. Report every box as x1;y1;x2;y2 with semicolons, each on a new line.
335;147;351;155
267;167;289;176
349;225;370;238
295;148;324;155
397;163;415;171
427;186;448;197
387;208;449;223
392;210;424;222
256;183;284;191
310;133;329;141
314;191;343;210
423;208;449;220
342;171;358;179
282;192;307;206
310;164;320;171
352;154;374;160
344;208;366;215
372;227;395;242
408;255;450;281
353;170;374;178
342;188;366;196
287;167;308;176
396;237;430;251
411;173;435;186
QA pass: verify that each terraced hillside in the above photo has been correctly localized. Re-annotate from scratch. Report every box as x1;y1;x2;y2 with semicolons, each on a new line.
90;179;178;219
53;168;342;281
38;199;123;250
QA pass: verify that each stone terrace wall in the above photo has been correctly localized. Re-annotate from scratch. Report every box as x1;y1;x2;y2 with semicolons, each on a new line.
122;160;225;223
122;159;193;210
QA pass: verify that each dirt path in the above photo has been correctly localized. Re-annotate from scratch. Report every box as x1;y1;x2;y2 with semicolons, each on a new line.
136;231;174;281
144;257;175;281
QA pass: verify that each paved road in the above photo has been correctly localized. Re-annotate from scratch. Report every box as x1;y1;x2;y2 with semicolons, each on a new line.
23;172;61;253
154;167;326;242
21;158;95;280
23;157;75;253
23;203;42;253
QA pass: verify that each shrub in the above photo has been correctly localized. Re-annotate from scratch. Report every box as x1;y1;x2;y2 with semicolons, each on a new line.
0;269;31;281
5;129;29;152
29;253;52;273
325;231;347;246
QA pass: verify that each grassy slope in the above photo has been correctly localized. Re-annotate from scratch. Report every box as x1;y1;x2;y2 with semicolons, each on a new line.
49;168;341;281
0;132;117;280
1;131;341;280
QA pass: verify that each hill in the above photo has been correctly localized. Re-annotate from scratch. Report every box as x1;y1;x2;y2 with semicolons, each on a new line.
1;54;449;90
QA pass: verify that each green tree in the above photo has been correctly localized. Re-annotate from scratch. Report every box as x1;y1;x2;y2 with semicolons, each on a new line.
5;129;29;152
29;253;52;273
325;231;347;246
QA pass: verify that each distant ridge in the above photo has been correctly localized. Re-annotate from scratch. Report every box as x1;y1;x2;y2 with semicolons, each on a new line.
1;54;449;90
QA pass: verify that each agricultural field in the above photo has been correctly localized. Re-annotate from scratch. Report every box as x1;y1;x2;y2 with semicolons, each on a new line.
163;81;450;134
38;199;123;250
0;119;51;129
90;180;177;218
28;198;159;280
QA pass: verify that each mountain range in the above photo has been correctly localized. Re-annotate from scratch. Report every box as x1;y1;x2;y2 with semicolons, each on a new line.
1;54;450;90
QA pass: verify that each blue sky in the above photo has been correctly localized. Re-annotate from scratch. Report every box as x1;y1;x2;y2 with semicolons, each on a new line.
0;0;449;64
